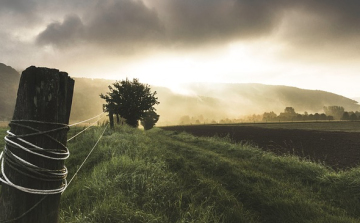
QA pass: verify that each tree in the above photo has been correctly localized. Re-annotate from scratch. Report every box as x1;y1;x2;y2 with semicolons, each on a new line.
341;112;350;120
324;106;344;120
284;107;295;114
279;107;297;121
179;115;191;125
350;113;358;121
141;110;160;130
314;113;320;121
320;113;327;120
262;111;277;122
100;78;159;127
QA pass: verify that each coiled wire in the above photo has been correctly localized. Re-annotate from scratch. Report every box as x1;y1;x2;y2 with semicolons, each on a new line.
0;120;69;195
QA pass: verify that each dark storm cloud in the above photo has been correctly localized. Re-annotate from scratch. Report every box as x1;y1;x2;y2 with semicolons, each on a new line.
36;15;85;47
86;1;164;44
158;0;286;44
301;0;360;27
159;0;360;46
35;0;360;53
282;1;360;42
36;0;164;49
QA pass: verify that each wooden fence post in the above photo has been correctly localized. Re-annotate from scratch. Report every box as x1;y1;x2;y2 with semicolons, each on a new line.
0;66;74;222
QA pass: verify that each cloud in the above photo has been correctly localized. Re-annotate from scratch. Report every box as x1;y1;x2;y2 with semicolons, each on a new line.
154;0;360;47
272;0;360;61
302;0;360;29
28;0;360;61
36;0;164;51
0;0;40;26
36;14;85;47
283;1;360;41
86;0;164;45
0;0;37;14
154;0;286;44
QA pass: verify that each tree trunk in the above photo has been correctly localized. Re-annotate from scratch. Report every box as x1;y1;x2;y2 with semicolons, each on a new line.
116;114;120;124
109;111;114;129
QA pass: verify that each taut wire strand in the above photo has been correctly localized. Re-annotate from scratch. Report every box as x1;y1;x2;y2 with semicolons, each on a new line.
0;196;48;223
68;112;105;127
65;123;109;191
67;113;106;142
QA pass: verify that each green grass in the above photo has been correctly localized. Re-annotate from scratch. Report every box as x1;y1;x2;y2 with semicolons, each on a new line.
1;125;360;222
0;126;8;148
58;125;360;222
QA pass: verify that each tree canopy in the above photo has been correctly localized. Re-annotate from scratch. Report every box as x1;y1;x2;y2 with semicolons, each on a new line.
324;106;345;120
100;78;159;127
141;110;160;130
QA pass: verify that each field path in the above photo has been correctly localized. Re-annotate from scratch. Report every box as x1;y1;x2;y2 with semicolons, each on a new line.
150;130;358;222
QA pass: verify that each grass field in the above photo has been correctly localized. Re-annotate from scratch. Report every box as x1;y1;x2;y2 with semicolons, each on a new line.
0;126;7;148
1;125;360;222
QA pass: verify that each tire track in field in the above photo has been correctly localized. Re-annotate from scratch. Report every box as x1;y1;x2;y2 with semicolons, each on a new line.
154;133;352;223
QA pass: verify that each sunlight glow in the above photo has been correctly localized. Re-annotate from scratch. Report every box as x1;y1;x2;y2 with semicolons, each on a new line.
109;41;287;93
69;41;360;98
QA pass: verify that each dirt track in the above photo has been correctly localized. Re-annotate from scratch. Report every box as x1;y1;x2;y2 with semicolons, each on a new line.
161;125;360;170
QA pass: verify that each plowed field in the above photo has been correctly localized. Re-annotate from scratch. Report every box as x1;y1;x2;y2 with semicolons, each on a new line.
161;124;360;170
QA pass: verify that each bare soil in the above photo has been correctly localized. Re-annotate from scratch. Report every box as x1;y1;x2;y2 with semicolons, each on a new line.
161;125;360;170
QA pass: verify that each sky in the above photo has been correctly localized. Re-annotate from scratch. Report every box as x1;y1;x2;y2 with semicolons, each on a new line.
1;0;360;98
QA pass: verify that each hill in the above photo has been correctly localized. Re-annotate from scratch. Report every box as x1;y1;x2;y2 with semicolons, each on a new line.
179;82;360;118
0;63;20;120
143;83;360;125
0;63;359;125
353;97;360;103
68;81;359;125
56;126;360;222
70;78;114;121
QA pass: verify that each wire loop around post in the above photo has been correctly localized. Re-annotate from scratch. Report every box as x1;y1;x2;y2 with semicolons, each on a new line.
0;120;69;195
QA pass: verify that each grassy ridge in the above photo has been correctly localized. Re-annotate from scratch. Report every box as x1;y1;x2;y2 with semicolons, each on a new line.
59;126;360;222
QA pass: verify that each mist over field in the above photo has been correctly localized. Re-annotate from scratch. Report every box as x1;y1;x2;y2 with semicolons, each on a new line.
154;83;360;125
1;63;359;126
